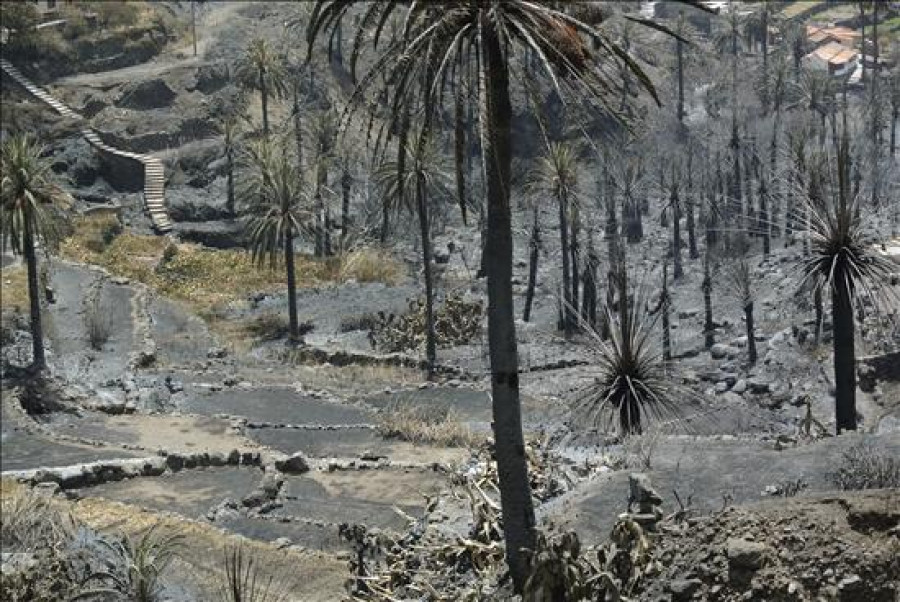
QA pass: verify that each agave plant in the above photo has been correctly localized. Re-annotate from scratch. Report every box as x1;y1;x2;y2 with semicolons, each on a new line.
217;543;290;602
796;136;897;433
74;524;183;602
574;274;678;436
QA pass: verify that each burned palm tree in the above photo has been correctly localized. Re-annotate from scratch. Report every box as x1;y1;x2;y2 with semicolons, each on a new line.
532;142;580;335
726;258;758;364
797;138;897;433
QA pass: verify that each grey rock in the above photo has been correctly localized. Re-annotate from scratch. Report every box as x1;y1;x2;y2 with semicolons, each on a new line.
710;343;731;359
273;537;292;549
747;377;771;395
627;473;663;513
275;452;310;475
727;538;769;571
166;453;185;472
732;379;747;394
668;578;703;601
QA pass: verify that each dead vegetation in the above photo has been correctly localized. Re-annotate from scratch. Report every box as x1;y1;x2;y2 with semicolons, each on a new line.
376;399;482;448
368;293;483;353
829;441;900;491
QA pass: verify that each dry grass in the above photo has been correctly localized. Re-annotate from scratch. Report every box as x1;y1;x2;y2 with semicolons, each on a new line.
61;218;404;318
0;266;29;312
829;442;900;491
376;399;482;448
0;481;76;551
337;247;405;285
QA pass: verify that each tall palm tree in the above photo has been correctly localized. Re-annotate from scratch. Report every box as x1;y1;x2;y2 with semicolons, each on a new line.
307;109;338;257
236;38;288;137
890;62;900;157
240;140;310;344
374;135;450;373
797;137;896;433
305;2;703;588
1;135;69;372
532;142;579;335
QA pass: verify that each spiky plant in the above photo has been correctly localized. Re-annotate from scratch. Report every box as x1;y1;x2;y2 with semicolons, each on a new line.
75;524;182;602
304;0;708;589
797;137;897;433
1;135;70;373
217;543;290;602
575;276;678;436
235;38;288;136
240;139;312;344
725;258;757;364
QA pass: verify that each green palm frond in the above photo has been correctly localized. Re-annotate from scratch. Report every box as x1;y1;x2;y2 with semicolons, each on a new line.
529;142;580;207
373;133;452;219
239;140;313;268
235;37;289;99
1;135;70;256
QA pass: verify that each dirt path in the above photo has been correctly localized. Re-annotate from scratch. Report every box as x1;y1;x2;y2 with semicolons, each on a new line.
54;2;244;88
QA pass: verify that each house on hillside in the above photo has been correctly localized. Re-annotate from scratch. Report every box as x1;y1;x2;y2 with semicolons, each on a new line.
803;41;859;78
806;24;862;50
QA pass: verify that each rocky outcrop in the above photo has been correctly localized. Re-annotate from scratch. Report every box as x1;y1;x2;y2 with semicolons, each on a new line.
115;78;177;110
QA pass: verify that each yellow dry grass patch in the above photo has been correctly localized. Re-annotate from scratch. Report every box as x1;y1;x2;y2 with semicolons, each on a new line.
0;265;29;312
60;216;404;318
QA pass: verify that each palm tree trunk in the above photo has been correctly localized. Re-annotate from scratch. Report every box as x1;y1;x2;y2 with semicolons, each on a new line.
416;172;437;374
832;284;857;432
570;205;580;322
523;206;540;323
341;161;351;252
891;108;897;157
676;33;685;125
455;91;468;225
480;22;535;591
260;70;269;137
745;301;757;364
294;86;304;174
558;189;573;334
23;215;45;371
703;250;714;349
315;168;325;257
661;264;671;361
760;179;770;256
226;149;235;216
672;194;683;279
284;225;299;343
761;8;769;112
814;286;823;343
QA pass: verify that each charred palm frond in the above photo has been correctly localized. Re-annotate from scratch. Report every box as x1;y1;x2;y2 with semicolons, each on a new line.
796;147;897;317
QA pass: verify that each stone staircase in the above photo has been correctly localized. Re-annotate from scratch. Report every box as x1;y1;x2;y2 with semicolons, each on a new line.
1;59;173;233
